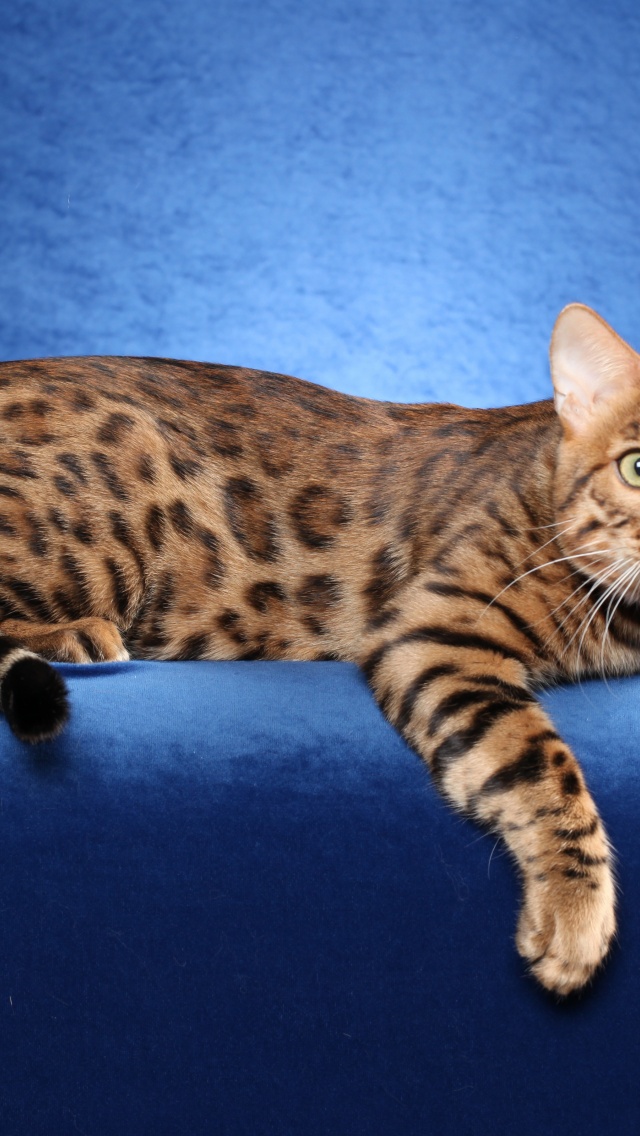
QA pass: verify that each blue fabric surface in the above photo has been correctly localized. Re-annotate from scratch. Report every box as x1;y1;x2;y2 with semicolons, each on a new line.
1;0;640;1131
1;663;639;1135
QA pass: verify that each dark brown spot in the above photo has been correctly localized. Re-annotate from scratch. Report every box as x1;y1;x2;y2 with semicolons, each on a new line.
562;771;581;795
138;454;157;483
156;418;199;446
145;504;166;550
364;462;398;526
368;606;401;629
48;507;69;533
103;390;143;410
225;401;256;419
205;419;244;459
150;573;175;615
106;558;133;618
26;513;49;557
168;499;194;538
4;577;55;620
0;593;25;618
246;580;288;613
56;553;94;616
256;432;294;479
203;555;225;589
302;615;326;636
218;609;248;644
91;452;129;501
72;518;95;545
71;390;96;412
363;545;406;624
197;529;225;588
2;402;25;420
296;394;340;421
561;846;607;867
97;412;136;445
29;399;51;416
175;633;210;660
224;478;280;562
57;453;88;483
296;574;342;609
17;432;58;446
109;511;146;577
136;379;185;410
201;364;240;388
169;453;203;480
237;637;270;661
0;451;39;479
289;484;353;549
54;475;77;497
197;527;220;553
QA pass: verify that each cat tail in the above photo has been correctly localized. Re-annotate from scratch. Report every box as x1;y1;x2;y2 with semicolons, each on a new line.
0;636;69;743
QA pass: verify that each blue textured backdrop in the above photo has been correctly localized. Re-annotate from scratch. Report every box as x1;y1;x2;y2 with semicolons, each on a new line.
1;1;640;1134
2;0;640;402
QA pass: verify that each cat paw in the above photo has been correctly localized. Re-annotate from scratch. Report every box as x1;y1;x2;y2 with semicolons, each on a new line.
68;619;130;662
44;620;129;663
516;854;616;996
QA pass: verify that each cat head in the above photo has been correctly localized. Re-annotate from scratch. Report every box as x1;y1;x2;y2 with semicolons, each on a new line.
550;304;640;597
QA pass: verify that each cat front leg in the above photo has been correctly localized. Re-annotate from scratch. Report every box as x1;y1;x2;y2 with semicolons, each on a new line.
362;617;615;995
0;617;129;662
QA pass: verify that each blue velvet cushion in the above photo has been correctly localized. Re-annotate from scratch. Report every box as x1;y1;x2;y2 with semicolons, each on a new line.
2;663;639;1134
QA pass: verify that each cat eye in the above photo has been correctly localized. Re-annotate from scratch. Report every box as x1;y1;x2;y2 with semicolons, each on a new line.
618;451;640;487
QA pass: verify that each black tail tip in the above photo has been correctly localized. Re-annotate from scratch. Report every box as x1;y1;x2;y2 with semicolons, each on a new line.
1;657;70;743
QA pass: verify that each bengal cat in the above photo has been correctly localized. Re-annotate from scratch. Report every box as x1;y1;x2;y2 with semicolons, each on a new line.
0;303;637;995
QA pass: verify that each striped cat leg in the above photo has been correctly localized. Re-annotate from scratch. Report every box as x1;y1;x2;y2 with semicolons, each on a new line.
0;635;69;743
0;618;129;662
363;615;615;995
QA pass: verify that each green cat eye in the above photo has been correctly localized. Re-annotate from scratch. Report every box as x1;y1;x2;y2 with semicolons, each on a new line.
618;451;640;487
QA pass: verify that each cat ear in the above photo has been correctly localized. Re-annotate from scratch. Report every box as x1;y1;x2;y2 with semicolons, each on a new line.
549;304;639;433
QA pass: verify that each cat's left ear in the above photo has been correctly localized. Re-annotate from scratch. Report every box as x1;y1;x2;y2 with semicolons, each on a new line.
550;304;640;434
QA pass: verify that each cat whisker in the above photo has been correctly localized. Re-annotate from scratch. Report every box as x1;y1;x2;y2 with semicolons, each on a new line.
524;560;614;637
487;838;503;879
567;559;639;665
536;560;624;657
484;544;612;612
524;516;580;533
599;562;640;682
551;559;624;636
547;575;604;624
518;520;581;566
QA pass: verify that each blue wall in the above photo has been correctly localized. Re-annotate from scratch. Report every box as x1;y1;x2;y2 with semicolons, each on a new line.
2;0;639;405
